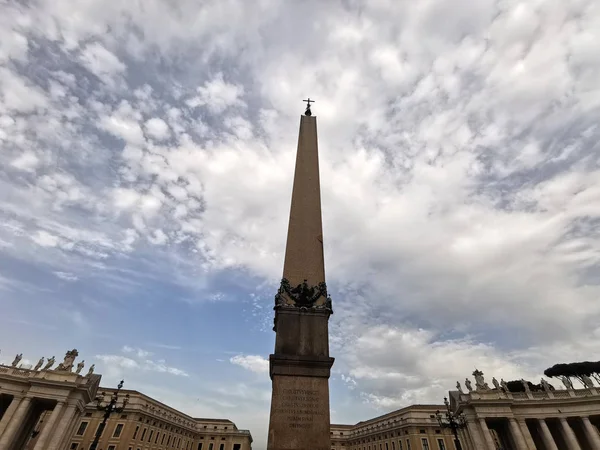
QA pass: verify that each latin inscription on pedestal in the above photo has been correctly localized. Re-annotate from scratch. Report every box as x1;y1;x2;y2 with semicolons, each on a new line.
268;376;330;450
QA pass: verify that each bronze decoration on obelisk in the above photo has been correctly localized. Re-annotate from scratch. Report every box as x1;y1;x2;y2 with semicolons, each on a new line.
266;101;334;450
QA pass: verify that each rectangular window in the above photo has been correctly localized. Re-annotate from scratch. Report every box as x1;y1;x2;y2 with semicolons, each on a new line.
113;423;124;438
406;440;411;450
198;444;203;450
108;446;116;450
209;444;214;450
421;439;429;450
386;444;389;450
162;434;166;444
133;425;139;439
399;442;403;450
233;445;241;450
76;422;88;436
148;430;153;442
140;428;146;440
155;431;160;443
70;444;78;450
392;442;396;450
219;444;224;450
437;440;446;450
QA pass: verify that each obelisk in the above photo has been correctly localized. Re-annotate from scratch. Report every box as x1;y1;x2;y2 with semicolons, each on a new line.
267;100;334;450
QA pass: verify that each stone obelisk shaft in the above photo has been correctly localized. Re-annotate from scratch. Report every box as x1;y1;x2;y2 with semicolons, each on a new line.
282;115;326;287
267;114;333;450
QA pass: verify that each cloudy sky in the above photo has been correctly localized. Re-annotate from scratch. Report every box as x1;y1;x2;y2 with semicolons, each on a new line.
1;0;600;448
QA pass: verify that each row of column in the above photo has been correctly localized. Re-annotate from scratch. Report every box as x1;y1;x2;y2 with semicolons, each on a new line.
464;414;600;450
0;395;79;450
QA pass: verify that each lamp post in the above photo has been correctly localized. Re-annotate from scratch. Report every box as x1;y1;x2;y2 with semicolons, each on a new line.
435;396;467;450
90;380;129;450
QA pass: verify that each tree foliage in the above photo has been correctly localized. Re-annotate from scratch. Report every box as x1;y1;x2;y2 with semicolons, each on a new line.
543;361;600;385
504;380;553;393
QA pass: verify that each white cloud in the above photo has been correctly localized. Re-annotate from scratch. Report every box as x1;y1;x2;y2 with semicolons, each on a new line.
31;231;60;248
53;271;78;281
80;42;126;83
230;355;269;374
97;347;188;377
11;151;39;172
186;74;245;114
144;117;170;141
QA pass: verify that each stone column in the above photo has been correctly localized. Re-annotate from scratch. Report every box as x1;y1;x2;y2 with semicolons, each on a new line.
538;419;559;450
581;416;600;449
46;403;77;450
57;406;81;450
478;418;496;450
517;419;536;450
466;420;486;449
0;396;22;438
508;418;530;450
0;396;32;449
32;401;64;450
558;417;582;450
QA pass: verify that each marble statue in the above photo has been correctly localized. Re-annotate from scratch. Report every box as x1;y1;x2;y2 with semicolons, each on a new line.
473;369;490;390
562;376;574;390
492;377;500;390
456;381;463;394
521;379;531;393
56;349;78;372
43;356;55;370
33;357;44;371
465;378;473;392
87;364;95;376
582;375;594;389
501;378;509;392
541;378;551;392
11;353;22;367
76;360;85;374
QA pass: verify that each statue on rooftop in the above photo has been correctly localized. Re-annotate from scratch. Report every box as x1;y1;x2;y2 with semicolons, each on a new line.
56;349;78;372
76;360;85;374
464;378;473;392
500;378;509;392
520;379;531;393
492;377;500;390
561;376;574;390
541;378;551;392
11;353;22;367
34;357;44;371
86;364;95;376
582;374;594;389
456;381;463;394
473;369;490;390
43;356;55;370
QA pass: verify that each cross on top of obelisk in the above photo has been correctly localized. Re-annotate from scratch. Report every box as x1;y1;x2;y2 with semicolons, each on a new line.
303;98;315;116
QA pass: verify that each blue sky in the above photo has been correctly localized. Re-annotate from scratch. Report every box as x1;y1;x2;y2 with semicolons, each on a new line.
1;0;600;448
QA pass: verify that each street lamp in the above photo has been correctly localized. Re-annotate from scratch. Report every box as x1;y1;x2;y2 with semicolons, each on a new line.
90;380;130;450
435;397;467;450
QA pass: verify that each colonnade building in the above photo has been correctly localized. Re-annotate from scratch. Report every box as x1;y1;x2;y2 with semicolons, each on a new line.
331;370;600;450
0;351;253;450
450;375;600;450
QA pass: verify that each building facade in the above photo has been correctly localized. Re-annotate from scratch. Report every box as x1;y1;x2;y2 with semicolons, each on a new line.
0;351;252;450
450;372;600;450
0;350;100;450
331;405;458;450
69;388;253;450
